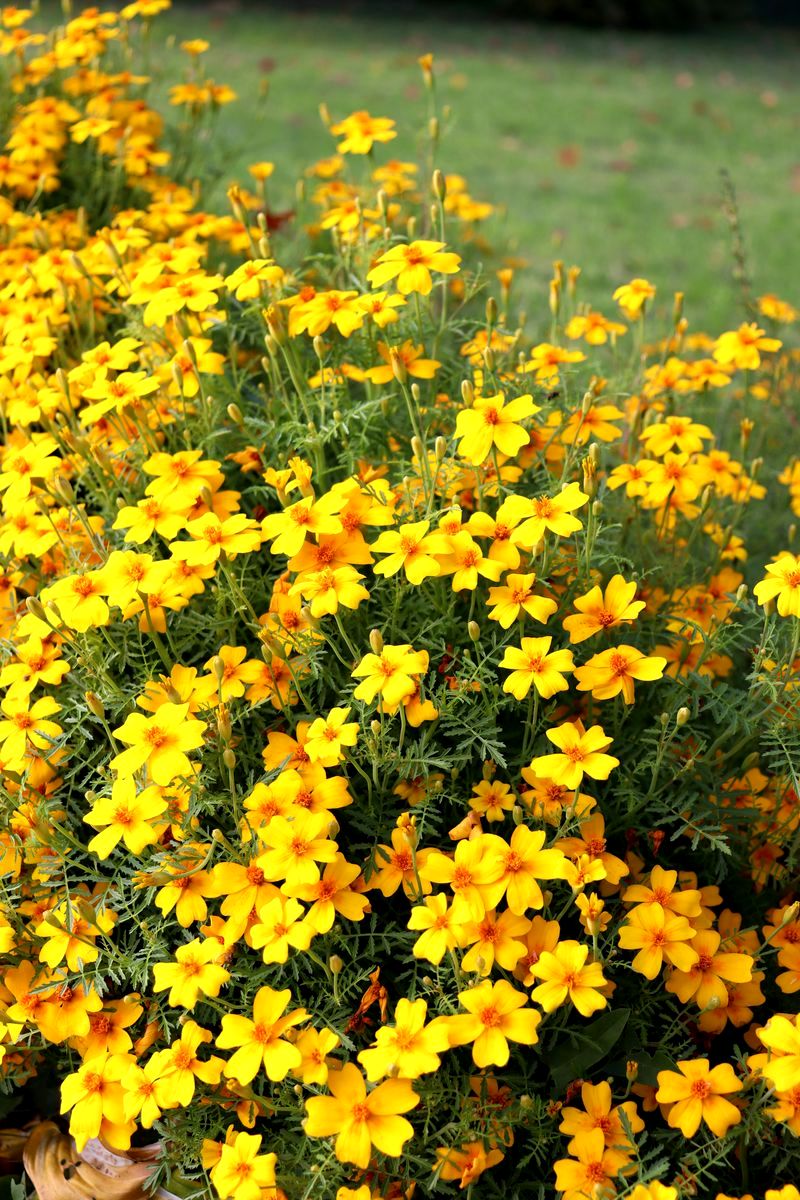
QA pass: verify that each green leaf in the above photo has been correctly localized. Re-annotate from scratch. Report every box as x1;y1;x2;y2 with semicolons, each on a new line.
548;1007;631;1093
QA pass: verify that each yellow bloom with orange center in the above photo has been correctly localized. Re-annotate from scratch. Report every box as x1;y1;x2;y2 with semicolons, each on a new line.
304;1061;418;1167
371;520;450;585
110;702;206;786
618;903;699;979
367;239;461;296
500;636;575;701
330;110;396;155
446;978;540;1067
754;552;800;617
216;986;307;1084
613;276;656;318
563;574;645;643
455;391;538;465
574;644;667;704
713;322;782;370
530;940;609;1017
152;938;230;1010
656;1059;741;1137
529;720;619;790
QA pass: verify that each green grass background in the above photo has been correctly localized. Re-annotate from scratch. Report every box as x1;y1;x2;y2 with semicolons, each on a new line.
108;5;800;328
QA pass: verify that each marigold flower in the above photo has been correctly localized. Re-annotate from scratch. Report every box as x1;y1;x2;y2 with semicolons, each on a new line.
352;643;429;710
446;978;541;1067
553;1129;632;1200
358;997;449;1081
574;644;667;704
210;1133;278;1200
559;1080;643;1154
529;720;619;790
530;940;609;1016
367;239;461;296
455;391;538;465
110;702;206;785
59;1054;126;1151
304;1061;418;1167
713;322;781;369
500;635;575;701
665;929;753;1008
84;776;167;858
486;573;558;628
613;276;655;318
618;903;699;979
152;938;230;1009
371;520;450;584
330;110;396;155
656;1059;741;1137
753;552;800;617
216;986;307;1084
563;574;645;643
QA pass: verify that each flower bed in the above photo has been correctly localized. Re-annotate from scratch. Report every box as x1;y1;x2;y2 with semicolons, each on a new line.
0;4;798;1200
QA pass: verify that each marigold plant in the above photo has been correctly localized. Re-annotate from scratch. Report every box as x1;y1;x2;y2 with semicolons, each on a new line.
0;4;798;1200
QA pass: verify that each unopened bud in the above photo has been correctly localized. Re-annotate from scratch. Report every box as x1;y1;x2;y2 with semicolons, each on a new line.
312;335;325;361
483;346;495;371
736;583;748;602
591;500;603;517
461;379;474;406
25;597;47;621
435;435;447;462
329;955;343;974
85;692;104;718
217;708;232;741
676;706;690;727
432;168;446;201
485;296;498;326
370;720;381;737
318;102;331;127
369;628;384;654
211;656;225;688
428;116;439;142
411;435;424;462
626;1060;639;1083
468;620;480;642
222;748;236;770
227;403;244;426
390;347;407;384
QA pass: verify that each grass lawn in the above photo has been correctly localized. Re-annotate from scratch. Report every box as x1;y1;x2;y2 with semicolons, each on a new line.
114;5;800;328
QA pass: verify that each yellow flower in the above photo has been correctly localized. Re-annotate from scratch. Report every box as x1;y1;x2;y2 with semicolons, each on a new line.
656;1059;741;1136
171;512;262;566
530;940;608;1016
754;552;800;617
110;703;206;786
330;110;396;155
523;342;585;381
559;1080;643;1154
152;938;230;1009
513;481;589;546
499;635;575;701
446;978;540;1068
0;694;61;771
618;903;699;979
574;644;667;704
554;1129;631;1200
562;574;645;643
352;644;429;711
358;997;449;1080
262;493;344;558
640;414;712;457
371;520;450;585
486;824;568;914
289;565;369;616
613;276;656;318
487;573;558;629
455;391;538;465
408;893;468;964
84;777;167;858
365;339;440;383
216;986;307;1084
210;1133;277;1200
224;258;283;301
713;322;781;369
305;706;359;766
529;720;619;789
367;239;461;296
304;1062;418;1167
59;1054;126;1151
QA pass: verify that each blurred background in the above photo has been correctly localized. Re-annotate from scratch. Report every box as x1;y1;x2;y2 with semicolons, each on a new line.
151;1;800;326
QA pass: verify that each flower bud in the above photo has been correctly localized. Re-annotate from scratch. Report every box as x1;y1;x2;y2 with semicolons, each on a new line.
483;346;495;371
435;435;447;462
676;706;691;727
428;116;439;143
369;628;384;654
312;335;325;361
432;168;446;200
329;955;343;974
461;379;474;406
85;692;104;719
370;720;381;737
25;597;47;621
217;708;232;742
226;403;244;426
468;620;480;642
626;1060;639;1083
390;347;407;384
211;656;225;689
222;748;236;770
485;296;498;326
